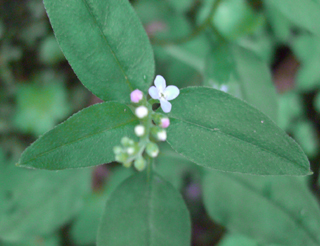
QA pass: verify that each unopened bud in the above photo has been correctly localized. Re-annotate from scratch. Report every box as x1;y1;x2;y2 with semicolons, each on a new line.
134;157;147;171
121;137;134;147
134;125;145;137
113;146;122;155
146;142;159;158
135;106;148;119
130;89;143;103
123;161;132;168
151;127;167;141
160;117;170;128
115;152;128;163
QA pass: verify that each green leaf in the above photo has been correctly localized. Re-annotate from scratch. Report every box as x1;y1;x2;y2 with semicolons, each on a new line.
204;44;278;121
265;0;320;35
18;102;138;170
166;87;310;175
0;161;91;241
70;167;134;245
203;171;320;246
43;0;155;102
97;171;191;246
155;143;201;190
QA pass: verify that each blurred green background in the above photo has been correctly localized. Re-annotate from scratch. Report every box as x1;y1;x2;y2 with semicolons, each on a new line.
1;0;320;245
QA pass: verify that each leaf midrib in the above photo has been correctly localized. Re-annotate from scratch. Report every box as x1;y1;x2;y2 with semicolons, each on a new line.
81;0;133;91
20;118;137;165
222;173;320;245
169;116;306;170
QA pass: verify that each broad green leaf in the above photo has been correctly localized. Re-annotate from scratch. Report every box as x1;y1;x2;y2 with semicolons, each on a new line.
203;171;320;246
18;102;138;170
70;167;134;245
265;0;320;35
97;171;191;246
0;158;91;242
204;44;278;121
166;87;310;175
43;0;155;102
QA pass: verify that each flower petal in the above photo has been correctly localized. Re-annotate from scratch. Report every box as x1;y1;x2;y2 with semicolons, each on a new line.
148;86;159;99
154;75;166;92
160;99;172;113
164;85;180;101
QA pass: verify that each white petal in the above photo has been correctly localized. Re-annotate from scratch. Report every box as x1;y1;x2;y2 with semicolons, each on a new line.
154;75;166;92
160;99;172;113
148;86;159;99
164;85;180;101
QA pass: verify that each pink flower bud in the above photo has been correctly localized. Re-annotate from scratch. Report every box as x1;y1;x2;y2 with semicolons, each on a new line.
160;118;170;128
130;89;143;103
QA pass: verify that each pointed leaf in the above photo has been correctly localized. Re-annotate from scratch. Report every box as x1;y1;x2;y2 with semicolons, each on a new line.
18;102;138;170
97;171;191;246
166;87;310;175
203;171;320;246
43;0;155;102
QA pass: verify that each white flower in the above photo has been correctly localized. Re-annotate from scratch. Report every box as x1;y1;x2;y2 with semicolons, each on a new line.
157;129;167;141
134;125;145;137
135;106;148;118
148;75;180;113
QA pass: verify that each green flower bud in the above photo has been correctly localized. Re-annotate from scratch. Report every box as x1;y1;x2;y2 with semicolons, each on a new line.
151;126;167;141
145;142;159;158
123;161;132;168
113;146;123;155
134;157;147;171
115;152;128;163
121;137;134;147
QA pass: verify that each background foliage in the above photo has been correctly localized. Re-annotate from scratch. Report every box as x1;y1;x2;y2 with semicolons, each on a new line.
1;0;320;245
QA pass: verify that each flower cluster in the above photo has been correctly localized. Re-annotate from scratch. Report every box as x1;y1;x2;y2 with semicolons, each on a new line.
113;75;179;171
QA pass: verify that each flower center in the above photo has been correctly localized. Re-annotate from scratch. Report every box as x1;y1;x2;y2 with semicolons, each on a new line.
159;92;166;100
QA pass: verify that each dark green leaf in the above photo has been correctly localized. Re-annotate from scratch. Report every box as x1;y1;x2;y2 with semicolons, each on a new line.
18;102;138;170
97;171;191;246
203;171;320;246
204;44;278;121
43;0;155;102
166;87;310;175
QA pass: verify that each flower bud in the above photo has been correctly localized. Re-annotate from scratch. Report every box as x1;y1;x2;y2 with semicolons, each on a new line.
160;117;170;128
115;152;128;163
121;137;134;147
130;89;143;103
145;142;159;158
134;157;147;171
134;125;145;137
151;127;167;141
135;106;148;119
113;146;122;155
157;129;167;141
123;161;132;168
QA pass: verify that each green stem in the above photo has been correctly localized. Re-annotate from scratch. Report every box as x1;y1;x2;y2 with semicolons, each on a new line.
151;0;223;46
